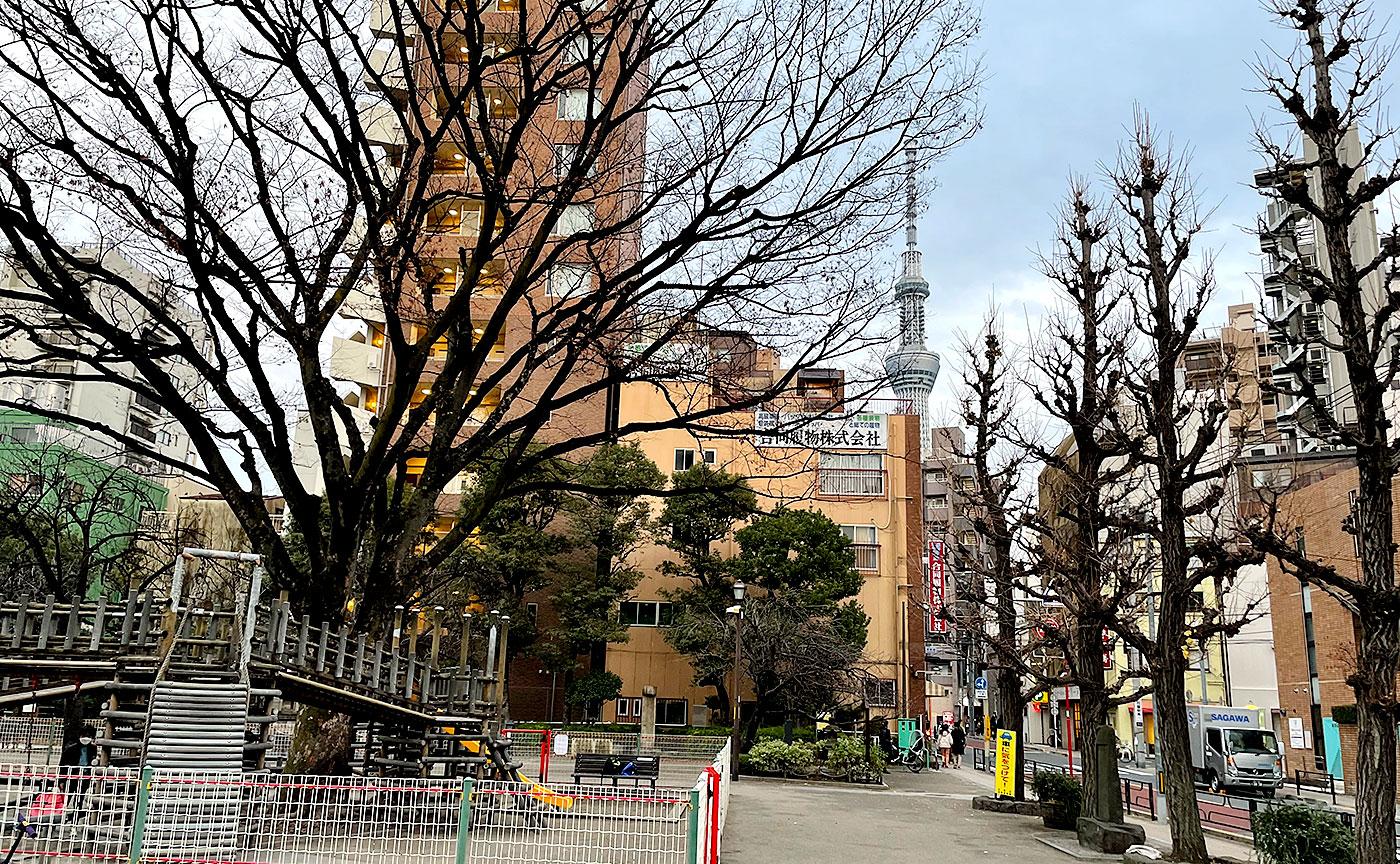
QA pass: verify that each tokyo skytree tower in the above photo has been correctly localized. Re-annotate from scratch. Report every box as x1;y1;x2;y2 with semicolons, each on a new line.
883;145;939;459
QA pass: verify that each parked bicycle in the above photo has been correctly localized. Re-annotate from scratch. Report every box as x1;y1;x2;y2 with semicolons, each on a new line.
889;731;933;773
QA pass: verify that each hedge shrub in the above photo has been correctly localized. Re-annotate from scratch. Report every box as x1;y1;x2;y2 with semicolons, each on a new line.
1031;770;1082;818
1330;704;1358;725
823;735;883;781
1252;804;1354;864
756;725;817;743
745;739;818;776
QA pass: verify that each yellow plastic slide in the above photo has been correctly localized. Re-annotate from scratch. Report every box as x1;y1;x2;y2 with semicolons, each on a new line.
461;737;575;809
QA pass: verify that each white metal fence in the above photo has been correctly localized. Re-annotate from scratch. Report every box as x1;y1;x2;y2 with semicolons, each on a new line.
500;730;730;789
0;760;724;864
0;716;104;765
0;716;64;764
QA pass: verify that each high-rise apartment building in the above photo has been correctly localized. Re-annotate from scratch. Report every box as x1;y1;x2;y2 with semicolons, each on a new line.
296;0;638;503
0;247;210;595
1256;126;1390;453
921;426;988;725
0;247;206;475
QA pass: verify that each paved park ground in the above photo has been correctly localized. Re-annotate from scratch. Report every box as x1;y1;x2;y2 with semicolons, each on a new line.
721;761;1259;863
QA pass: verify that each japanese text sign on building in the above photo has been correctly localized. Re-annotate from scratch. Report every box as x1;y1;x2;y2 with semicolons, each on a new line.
928;539;947;633
753;411;887;450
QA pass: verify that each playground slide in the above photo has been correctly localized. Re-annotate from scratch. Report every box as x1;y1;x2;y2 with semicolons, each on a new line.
461;738;574;809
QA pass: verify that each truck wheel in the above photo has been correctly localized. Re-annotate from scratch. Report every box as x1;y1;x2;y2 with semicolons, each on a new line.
1207;772;1223;794
1262;787;1276;799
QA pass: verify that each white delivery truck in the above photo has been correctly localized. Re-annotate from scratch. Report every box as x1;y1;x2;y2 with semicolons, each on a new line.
1186;704;1283;796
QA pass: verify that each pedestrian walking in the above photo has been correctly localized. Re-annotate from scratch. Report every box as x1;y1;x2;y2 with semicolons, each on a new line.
950;721;966;768
937;723;953;768
58;724;98;793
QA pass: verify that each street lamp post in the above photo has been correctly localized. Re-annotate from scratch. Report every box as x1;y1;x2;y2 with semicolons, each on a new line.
730;581;746;780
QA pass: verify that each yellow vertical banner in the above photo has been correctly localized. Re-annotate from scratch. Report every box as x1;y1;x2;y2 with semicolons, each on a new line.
994;729;1018;797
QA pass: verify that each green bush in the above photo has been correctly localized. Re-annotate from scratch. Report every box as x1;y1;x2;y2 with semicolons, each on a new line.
1031;770;1082;815
1252;804;1354;864
823;735;883;781
744;739;817;776
756;725;816;743
1330;704;1358;725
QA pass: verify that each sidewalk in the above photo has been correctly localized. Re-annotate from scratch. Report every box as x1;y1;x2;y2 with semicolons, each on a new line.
721;772;1099;864
942;759;1258;862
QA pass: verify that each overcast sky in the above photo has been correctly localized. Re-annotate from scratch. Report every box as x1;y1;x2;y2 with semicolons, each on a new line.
915;1;1339;419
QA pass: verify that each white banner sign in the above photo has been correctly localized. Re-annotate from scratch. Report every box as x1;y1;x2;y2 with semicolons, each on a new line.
754;411;887;450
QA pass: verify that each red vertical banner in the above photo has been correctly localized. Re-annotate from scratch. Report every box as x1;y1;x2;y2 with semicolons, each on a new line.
928;539;947;633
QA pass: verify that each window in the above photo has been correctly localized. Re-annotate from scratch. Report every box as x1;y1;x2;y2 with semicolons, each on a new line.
553;142;596;178
863;678;896;708
1207;727;1223;754
657;699;688;726
129;417;158;444
929;494;948;508
930;468;947;483
526;602;539;624
841;525;878;571
557;89;597;120
958;531;977;546
840;525;876;544
563;33;593;65
557;203;595;234
466;386;501;424
818;452;884;496
426;200;476;234
1349;490;1362;557
4;426;38;445
132;391;165;415
673;448;715;472
620;601;674;627
616;697;630;718
548;263;591;298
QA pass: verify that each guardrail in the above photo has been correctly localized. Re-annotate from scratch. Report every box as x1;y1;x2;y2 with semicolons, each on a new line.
971;746;1154;821
1294;768;1339;805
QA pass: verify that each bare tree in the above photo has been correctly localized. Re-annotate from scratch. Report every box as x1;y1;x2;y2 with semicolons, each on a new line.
1024;185;1142;822
0;0;983;627
1110;115;1263;864
1244;3;1400;860
0;432;170;597
947;312;1050;801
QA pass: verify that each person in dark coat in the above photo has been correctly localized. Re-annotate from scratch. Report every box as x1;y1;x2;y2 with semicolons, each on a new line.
950;721;967;768
58;724;98;794
59;725;97;768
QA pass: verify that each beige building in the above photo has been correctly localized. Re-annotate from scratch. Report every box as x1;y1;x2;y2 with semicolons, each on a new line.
601;358;927;728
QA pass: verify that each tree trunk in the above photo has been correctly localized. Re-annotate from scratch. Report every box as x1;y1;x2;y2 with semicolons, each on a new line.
1354;693;1397;864
284;706;353;775
1155;660;1208;862
1075;627;1119;821
996;667;1026;799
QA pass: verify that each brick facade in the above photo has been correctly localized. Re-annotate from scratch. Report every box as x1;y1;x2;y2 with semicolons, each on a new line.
1267;462;1400;788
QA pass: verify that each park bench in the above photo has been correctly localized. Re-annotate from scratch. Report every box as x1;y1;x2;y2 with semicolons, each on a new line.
572;753;661;788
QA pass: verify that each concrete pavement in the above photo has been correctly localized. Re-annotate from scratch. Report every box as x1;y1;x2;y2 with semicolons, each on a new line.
720;761;1259;863
720;769;1068;863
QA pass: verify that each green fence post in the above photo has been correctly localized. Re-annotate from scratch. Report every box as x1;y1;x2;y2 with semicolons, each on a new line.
454;778;473;864
128;766;153;864
686;789;700;864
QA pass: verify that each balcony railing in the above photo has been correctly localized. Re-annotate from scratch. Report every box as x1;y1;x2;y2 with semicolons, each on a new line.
850;543;879;572
817;468;886;498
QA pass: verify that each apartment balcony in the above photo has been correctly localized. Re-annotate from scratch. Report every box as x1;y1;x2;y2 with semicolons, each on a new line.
366;48;408;98
359;101;405;153
369;0;416;43
850;543;879;572
330;335;384;387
